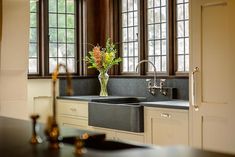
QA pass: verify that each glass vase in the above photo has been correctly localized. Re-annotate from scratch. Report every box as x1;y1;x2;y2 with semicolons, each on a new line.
98;71;109;96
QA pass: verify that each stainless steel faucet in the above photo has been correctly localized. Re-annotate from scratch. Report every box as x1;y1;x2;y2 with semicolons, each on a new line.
136;60;167;96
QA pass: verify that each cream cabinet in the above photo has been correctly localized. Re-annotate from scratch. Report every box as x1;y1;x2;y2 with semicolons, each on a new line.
91;127;145;143
57;99;89;130
190;0;235;154
145;107;189;146
57;99;144;144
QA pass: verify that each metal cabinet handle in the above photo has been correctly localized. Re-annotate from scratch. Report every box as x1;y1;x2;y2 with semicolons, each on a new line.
192;67;199;111
160;113;171;118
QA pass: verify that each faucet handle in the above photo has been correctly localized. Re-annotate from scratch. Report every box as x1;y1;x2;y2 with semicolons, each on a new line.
146;79;152;87
160;79;166;86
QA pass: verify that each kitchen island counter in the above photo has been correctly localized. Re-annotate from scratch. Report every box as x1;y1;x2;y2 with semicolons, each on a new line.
0;116;234;157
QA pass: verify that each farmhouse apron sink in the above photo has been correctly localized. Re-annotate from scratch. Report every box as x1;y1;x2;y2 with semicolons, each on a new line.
88;97;144;132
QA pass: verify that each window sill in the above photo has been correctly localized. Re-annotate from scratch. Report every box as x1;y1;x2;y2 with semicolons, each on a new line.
28;74;188;80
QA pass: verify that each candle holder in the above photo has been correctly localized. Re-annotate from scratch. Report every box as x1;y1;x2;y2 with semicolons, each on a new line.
30;114;43;144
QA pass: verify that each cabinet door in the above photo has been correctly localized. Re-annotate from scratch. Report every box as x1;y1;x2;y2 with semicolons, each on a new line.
145;107;188;146
190;0;235;154
116;131;144;143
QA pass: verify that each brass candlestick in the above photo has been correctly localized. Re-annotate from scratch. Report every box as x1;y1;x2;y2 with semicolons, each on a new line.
30;114;42;144
45;64;73;149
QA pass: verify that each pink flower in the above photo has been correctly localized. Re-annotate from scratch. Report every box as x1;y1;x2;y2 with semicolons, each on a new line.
93;46;102;68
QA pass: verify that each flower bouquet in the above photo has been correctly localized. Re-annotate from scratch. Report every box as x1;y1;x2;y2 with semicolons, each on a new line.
85;38;122;96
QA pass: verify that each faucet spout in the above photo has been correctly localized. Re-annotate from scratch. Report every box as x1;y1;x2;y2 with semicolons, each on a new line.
136;60;157;86
46;63;73;149
52;63;73;122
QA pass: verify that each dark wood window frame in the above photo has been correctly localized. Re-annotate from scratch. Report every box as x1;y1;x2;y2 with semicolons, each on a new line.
28;0;83;78
116;0;189;77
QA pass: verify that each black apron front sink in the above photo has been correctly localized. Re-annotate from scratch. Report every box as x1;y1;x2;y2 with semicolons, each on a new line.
88;98;144;132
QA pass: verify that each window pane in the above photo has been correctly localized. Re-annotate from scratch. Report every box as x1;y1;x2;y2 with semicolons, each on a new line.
178;55;184;71
129;43;134;56
49;14;57;27
67;29;75;43
49;44;58;57
123;43;128;57
148;25;154;40
49;58;57;73
128;12;133;26
29;43;37;57
67;58;75;72
133;12;138;26
122;28;128;42
147;0;167;73
29;59;38;74
30;28;37;42
58;29;66;42
176;0;189;72
121;0;139;73
128;0;133;11
30;0;37;12
58;0;65;13
148;0;154;8
48;0;77;74
28;0;39;74
177;21;184;37
148;41;154;55
58;14;66;28
155;40;160;55
123;58;128;72
67;0;75;13
122;0;127;12
67;44;75;57
30;13;37;27
122;13;127;27
49;28;57;42
49;0;57;12
58;44;66;57
177;38;184;54
185;54;189;71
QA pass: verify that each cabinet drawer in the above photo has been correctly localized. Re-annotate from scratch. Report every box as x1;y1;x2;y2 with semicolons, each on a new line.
58;116;88;129
57;100;88;117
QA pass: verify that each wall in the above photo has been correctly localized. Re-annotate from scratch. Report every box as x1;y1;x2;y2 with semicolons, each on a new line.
27;79;58;123
60;77;189;101
0;0;29;119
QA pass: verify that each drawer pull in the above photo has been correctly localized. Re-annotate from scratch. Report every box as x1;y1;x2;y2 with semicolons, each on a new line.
70;108;77;112
160;113;171;118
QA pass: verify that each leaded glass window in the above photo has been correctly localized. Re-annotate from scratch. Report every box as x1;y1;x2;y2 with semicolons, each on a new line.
29;0;39;74
147;0;167;72
48;0;76;73
121;0;139;73
176;0;189;72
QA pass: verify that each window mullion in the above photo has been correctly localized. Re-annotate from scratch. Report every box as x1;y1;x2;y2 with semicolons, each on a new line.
168;0;175;75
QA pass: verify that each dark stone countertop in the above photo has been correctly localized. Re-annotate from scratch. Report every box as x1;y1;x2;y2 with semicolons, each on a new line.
140;100;189;110
57;95;146;101
57;96;189;110
0;116;234;157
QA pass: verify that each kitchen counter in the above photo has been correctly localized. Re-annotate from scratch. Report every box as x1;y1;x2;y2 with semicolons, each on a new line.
0;116;234;157
140;100;189;110
57;96;189;109
57;95;146;101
